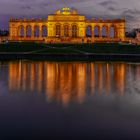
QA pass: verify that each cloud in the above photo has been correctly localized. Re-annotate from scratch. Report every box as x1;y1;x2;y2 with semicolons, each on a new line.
107;6;117;11
98;0;117;6
20;5;32;10
0;0;140;30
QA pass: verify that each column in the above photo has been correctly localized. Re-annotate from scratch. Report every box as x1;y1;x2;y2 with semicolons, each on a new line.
40;26;42;38
24;25;26;38
17;27;20;37
99;26;102;38
69;26;72;37
61;25;64;37
32;26;34;38
92;27;94;38
26;26;28;38
107;26;110;38
115;29;118;38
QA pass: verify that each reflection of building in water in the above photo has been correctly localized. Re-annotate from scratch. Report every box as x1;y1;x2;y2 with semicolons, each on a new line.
8;61;126;105
106;63;111;94
114;63;126;95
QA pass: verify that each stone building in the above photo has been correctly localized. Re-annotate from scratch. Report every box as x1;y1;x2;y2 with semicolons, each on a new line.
9;7;126;43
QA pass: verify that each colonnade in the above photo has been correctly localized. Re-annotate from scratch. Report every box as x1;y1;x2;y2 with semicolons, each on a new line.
9;7;125;42
18;25;48;38
17;24;118;38
55;24;78;37
86;25;117;38
17;24;78;38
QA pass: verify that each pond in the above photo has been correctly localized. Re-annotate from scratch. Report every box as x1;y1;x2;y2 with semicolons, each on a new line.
0;60;140;139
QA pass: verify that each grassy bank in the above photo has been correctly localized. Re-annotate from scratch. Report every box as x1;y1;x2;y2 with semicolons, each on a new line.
0;42;140;54
0;42;139;61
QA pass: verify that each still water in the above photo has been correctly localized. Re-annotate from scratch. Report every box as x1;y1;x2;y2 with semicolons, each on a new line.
0;61;140;139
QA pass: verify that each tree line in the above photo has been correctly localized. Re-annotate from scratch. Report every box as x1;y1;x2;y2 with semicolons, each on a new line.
126;28;140;38
0;29;9;36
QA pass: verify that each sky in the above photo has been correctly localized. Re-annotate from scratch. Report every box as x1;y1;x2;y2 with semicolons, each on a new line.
0;0;140;31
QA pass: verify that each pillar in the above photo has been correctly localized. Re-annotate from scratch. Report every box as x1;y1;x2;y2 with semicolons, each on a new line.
17;27;20;37
32;26;34;38
99;26;102;38
61;26;64;37
107;27;110;38
24;25;26;38
92;27;94;37
69;27;72;37
26;26;28;38
40;26;42;38
115;29;117;38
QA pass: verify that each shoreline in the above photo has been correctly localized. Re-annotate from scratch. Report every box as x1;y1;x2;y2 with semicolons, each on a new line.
0;42;140;62
0;53;140;62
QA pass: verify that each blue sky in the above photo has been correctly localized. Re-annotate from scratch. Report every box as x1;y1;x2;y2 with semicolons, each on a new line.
0;0;140;30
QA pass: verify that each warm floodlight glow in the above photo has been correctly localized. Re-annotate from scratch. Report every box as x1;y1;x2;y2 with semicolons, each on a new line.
9;7;126;43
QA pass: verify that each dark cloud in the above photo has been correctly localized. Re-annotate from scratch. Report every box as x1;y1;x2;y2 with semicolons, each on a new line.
0;0;139;30
107;6;117;11
98;0;117;6
122;9;140;16
20;5;32;10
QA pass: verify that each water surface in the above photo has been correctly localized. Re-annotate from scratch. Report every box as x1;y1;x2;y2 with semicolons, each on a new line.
0;61;140;139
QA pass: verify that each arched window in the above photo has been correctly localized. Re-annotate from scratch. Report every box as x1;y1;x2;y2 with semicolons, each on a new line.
64;25;69;37
110;26;115;38
102;26;107;37
56;25;61;37
18;25;24;37
34;25;40;37
26;25;32;37
42;25;47;37
86;26;92;37
94;26;100;37
72;25;78;37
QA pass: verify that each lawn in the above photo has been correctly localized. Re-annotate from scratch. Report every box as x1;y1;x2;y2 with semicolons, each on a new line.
0;42;140;55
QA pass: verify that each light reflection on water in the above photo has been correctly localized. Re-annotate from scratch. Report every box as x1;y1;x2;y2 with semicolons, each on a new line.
0;61;140;138
7;61;140;106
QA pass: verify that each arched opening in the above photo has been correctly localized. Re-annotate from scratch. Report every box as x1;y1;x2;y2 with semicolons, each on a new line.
26;25;32;37
34;25;40;37
72;25;78;38
18;25;24;37
42;25;47;37
102;26;108;38
64;25;69;37
94;26;100;37
86;26;92;37
56;25;61;37
110;26;115;38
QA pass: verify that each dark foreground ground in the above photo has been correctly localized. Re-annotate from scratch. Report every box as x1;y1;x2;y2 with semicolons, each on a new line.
0;42;140;61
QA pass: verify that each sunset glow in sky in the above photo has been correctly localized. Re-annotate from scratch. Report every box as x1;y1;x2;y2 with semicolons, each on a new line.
0;0;140;30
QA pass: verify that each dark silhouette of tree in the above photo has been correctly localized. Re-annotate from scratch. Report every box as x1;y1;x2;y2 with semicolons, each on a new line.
126;28;140;38
0;29;9;36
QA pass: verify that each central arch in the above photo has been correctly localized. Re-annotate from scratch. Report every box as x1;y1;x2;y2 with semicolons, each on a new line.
42;25;48;37
26;25;32;38
72;25;78;38
56;24;61;37
102;26;108;38
18;25;24;37
94;26;100;37
64;25;69;37
86;25;92;37
110;26;116;38
34;25;40;38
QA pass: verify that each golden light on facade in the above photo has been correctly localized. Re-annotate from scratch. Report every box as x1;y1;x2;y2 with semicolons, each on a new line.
9;7;126;43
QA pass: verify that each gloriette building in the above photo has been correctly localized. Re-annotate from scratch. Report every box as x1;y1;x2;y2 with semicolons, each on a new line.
9;7;126;43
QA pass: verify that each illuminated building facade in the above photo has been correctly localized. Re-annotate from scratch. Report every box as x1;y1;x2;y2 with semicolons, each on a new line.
9;7;126;43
